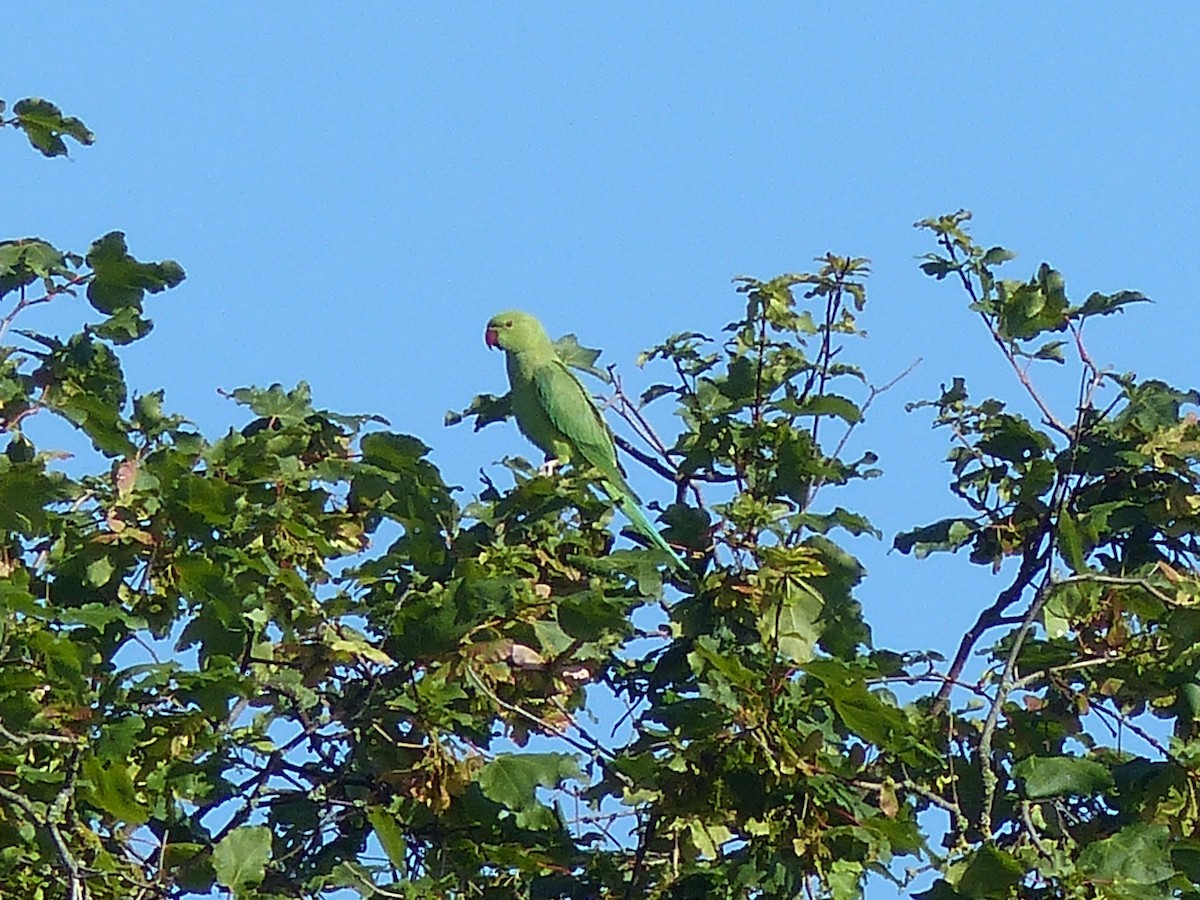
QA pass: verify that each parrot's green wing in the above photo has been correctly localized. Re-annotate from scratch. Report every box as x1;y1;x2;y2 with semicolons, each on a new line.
530;359;687;573
531;358;636;498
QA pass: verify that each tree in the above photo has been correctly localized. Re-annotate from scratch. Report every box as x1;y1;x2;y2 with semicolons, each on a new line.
2;99;1199;899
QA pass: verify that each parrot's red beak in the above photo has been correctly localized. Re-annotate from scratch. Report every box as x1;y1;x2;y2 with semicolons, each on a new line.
484;326;499;349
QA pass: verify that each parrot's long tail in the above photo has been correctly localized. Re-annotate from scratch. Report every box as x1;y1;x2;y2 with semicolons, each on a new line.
612;491;688;574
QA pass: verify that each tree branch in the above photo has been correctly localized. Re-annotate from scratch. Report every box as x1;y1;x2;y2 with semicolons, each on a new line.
933;527;1049;714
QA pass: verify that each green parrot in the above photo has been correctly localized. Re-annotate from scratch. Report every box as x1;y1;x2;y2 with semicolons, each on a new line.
485;310;687;573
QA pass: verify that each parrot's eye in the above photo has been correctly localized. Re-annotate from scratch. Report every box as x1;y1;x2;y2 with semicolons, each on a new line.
504;320;513;327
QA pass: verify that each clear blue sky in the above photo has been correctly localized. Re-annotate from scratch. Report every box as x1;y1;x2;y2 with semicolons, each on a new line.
5;4;1200;891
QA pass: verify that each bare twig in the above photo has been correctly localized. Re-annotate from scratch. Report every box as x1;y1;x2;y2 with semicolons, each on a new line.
1020;800;1054;858
854;776;962;820
803;356;922;511
465;666;630;785
939;235;1073;438
933;527;1049;714
0;274;90;346
0;783;87;899
1089;699;1173;760
1010;655;1116;690
0;722;79;746
1054;573;1184;609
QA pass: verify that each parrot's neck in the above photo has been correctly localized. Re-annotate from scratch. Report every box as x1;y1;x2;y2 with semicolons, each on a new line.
505;342;555;382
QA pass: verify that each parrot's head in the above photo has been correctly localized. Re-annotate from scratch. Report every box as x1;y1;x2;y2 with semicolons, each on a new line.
485;310;550;352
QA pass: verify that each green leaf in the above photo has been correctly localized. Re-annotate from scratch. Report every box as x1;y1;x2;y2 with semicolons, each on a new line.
85;556;115;588
476;753;582;830
996;264;1070;340
180;473;238;526
85;231;185;315
1075;289;1150;319
360;430;432;472
0;460;66;532
978;414;1053;463
0;238;78;299
1013;755;1113;798
779;393;862;424
227;381;314;426
367;807;408;870
893;518;976;557
91;307;154;345
914;880;970;900
82;757;149;825
213;825;272;892
827;859;865;900
531;618;575;657
1079;823;1173;886
11;98;95;157
1030;339;1066;363
56;391;136;457
956;845;1023;899
806;661;912;753
445;391;512;429
762;588;822;664
96;715;146;758
688;821;733;859
553;332;610;382
980;246;1016;267
794;507;882;539
1056;509;1086;574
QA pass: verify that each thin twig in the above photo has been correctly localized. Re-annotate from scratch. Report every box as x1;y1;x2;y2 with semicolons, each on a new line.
1054;573;1184;609
940;235;1073;437
0;722;79;746
933;528;1049;713
1010;655;1116;690
465;666;630;786
0;273;90;345
0;783;87;898
803;356;921;511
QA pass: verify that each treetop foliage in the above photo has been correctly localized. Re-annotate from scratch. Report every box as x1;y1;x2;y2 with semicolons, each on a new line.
3;100;1200;900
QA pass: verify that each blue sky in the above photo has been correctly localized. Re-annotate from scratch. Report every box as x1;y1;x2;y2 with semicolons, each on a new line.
5;4;1200;891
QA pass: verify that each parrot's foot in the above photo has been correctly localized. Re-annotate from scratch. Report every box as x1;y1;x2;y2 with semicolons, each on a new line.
539;458;564;477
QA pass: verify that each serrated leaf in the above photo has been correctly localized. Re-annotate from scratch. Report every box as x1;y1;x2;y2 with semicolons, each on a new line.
1013;755;1113;798
213;825;272;892
82;757;149;825
957;845;1023;898
367;808;407;869
553;333;610;382
445;391;512;429
1076;289;1150;319
85;231;185;315
84;556;115;588
228;381;314;425
476;753;582;830
1056;508;1086;574
1079;823;1173;885
12;98;95;157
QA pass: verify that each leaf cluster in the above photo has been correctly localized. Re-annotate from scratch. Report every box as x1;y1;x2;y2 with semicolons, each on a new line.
4;105;1200;900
